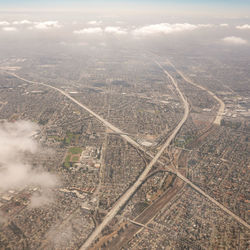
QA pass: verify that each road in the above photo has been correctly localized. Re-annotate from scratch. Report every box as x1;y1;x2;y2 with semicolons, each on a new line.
6;72;147;153
79;60;190;249
157;62;249;229
4;64;249;249
175;172;250;229
167;60;225;125
5;64;190;250
105;177;185;250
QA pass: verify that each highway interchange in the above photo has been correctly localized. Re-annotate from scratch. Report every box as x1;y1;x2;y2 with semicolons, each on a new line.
4;60;249;249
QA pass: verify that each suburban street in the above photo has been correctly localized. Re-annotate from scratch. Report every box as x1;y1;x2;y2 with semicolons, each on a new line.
5;62;249;250
1;2;249;249
167;60;225;125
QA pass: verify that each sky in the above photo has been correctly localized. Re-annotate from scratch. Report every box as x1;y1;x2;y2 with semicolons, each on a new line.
1;0;249;6
1;0;250;17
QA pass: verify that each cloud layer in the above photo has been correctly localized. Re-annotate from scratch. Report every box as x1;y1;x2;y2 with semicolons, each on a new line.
0;19;239;36
222;36;248;45
0;21;10;26
73;27;103;34
2;27;17;32
73;26;127;35
73;22;215;37
132;23;208;36
87;20;103;25
32;21;62;30
0;120;58;191
104;26;127;35
236;24;250;30
0;20;62;31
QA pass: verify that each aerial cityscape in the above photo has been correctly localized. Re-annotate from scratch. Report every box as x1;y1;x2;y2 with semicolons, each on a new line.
0;0;249;249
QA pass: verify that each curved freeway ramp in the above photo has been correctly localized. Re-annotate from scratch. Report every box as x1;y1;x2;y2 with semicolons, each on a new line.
79;61;190;249
167;60;225;125
3;65;249;250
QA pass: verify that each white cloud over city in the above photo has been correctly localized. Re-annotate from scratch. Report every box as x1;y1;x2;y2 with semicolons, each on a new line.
236;24;250;30
132;23;212;36
87;20;103;25
0;21;10;26
73;22;217;37
0;20;62;31
0;120;58;194
32;21;62;30
222;36;248;45
73;27;103;34
104;26;127;35
2;26;17;31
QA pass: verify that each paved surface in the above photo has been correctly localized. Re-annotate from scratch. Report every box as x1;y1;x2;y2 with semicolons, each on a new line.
7;73;145;152
107;177;185;250
5;66;249;250
167;60;225;125
5;66;190;249
158;63;249;230
80;60;190;249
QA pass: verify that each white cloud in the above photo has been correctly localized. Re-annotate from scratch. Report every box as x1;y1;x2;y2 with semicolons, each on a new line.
116;21;125;25
0;120;58;191
33;21;62;30
73;27;103;34
220;23;229;27
236;24;250;30
13;20;32;25
0;21;10;26
73;26;127;35
87;20;103;25
197;24;214;28
1;20;62;31
133;23;208;36
2;27;17;31
222;36;248;45
73;23;214;37
104;26;127;35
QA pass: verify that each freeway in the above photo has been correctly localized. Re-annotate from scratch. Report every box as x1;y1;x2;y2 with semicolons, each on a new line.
79;61;190;249
167;60;225;125
5;72;174;172
4;63;249;249
175;172;250;229
4;65;189;249
7;73;144;149
105;177;185;250
157;62;249;230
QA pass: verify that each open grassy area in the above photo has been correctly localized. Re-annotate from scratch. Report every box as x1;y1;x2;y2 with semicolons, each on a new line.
64;132;73;145
63;132;80;146
68;147;82;154
71;155;80;162
63;147;83;168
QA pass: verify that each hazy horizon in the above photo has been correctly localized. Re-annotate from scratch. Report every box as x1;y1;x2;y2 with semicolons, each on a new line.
0;1;249;249
1;0;250;17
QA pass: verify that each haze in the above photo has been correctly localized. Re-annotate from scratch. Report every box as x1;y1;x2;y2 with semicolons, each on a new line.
0;1;249;249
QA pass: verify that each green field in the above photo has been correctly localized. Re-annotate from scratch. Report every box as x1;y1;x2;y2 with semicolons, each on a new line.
68;147;82;154
63;132;80;145
63;147;83;167
72;156;80;162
